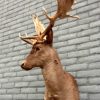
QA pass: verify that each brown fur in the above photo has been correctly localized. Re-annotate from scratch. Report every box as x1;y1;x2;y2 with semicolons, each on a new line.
21;43;80;100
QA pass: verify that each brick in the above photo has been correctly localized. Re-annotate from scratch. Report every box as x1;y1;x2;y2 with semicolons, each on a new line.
6;61;18;67
22;76;38;81
0;95;12;100
0;78;9;83
78;14;99;25
80;93;88;100
89;62;100;69
54;41;68;48
77;3;98;13
9;77;23;82
61;58;77;66
28;94;44;100
0;74;3;78
89;94;100;100
78;12;89;19
89;77;100;85
0;63;6;68
59;21;77;30
77;40;100;50
0;68;11;74
90;20;100;28
37;87;45;93
68;36;89;45
77;27;99;37
8;41;21;47
15;82;29;88
57;45;76;53
38;75;44;81
77;69;100;78
58;33;76;41
69;24;89;33
76;78;88;85
66;63;88;71
90;47;100;54
3;72;16;77
88;0;100;4
21;88;36;93
59;53;68;61
68;49;89;58
16;71;31;77
89;8;100;16
79;85;100;93
90;33;100;40
78;54;100;63
2;83;15;89
29;81;45;87
75;1;88;9
7;89;20;94
13;94;27;100
54;29;68;37
30;69;42;75
0;89;6;94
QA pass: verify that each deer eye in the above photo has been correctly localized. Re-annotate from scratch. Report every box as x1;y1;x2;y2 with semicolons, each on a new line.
35;47;40;51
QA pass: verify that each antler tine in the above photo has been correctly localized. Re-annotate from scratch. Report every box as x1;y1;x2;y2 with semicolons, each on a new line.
19;33;37;39
42;7;50;20
32;14;45;37
19;33;38;45
25;32;28;37
19;33;21;38
42;7;57;26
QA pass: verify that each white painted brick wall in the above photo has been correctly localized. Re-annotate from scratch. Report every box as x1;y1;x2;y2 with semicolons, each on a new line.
0;0;100;100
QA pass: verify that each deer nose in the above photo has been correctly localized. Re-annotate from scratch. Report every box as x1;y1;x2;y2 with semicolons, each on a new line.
20;61;32;71
21;63;24;67
21;60;26;68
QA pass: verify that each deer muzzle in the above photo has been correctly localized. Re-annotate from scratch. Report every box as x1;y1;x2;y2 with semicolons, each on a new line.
21;61;32;71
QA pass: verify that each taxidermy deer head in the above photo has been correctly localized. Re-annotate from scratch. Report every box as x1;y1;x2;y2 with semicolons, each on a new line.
19;0;79;70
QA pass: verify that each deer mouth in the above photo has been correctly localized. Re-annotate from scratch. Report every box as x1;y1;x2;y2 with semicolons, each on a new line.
21;63;33;71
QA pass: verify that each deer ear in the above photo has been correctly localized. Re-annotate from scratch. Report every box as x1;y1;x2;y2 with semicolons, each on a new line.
45;29;53;46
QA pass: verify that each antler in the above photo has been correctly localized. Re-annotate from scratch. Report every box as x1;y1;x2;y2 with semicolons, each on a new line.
56;0;79;19
41;0;79;40
19;15;46;45
19;0;79;46
32;14;45;36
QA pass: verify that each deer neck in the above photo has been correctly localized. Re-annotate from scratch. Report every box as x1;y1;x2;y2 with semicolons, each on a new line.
42;58;65;92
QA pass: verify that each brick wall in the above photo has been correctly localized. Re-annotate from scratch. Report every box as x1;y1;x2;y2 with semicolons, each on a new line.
0;0;100;100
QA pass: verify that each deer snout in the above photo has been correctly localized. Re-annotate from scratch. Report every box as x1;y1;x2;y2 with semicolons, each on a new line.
21;62;26;70
21;63;24;68
21;61;32;71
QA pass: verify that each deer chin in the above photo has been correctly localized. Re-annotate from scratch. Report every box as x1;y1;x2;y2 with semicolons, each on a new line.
21;63;33;71
21;66;33;71
22;67;33;71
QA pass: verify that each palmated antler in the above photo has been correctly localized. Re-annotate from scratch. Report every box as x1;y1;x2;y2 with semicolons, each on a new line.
40;0;79;40
43;0;79;22
19;0;79;46
56;0;79;19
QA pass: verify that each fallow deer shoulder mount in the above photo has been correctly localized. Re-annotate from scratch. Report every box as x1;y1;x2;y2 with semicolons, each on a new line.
19;0;80;100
